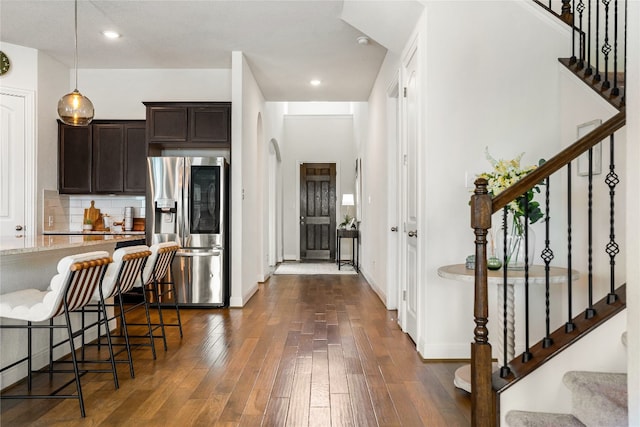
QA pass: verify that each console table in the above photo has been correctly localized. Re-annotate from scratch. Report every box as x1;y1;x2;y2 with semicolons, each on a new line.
437;264;579;392
336;229;359;271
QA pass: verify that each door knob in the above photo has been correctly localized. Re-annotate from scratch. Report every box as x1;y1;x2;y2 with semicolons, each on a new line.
408;230;418;237
15;225;23;231
391;226;398;232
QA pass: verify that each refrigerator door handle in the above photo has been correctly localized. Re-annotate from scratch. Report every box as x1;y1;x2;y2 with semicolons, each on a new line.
177;249;222;257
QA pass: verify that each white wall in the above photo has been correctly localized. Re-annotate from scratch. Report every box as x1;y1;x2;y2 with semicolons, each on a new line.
390;1;572;358
555;67;623;334
281;115;357;260
37;51;69;234
77;69;231;119
264;102;287;263
625;1;640;423
359;50;401;306
228;52;267;307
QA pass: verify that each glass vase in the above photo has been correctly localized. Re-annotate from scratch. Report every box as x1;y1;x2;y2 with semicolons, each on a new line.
498;216;535;270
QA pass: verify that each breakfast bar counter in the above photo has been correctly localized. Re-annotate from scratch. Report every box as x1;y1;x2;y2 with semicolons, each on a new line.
0;233;143;388
0;233;143;256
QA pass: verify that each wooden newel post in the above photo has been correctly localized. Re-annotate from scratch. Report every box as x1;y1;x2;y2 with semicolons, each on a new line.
470;178;496;427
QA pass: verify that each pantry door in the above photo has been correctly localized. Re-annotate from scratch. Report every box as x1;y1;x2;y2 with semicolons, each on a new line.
0;89;33;236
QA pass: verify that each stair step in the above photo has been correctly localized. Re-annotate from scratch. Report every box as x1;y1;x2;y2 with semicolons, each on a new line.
563;371;628;427
506;410;585;426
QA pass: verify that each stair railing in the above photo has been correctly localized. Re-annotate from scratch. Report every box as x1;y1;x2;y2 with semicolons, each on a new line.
470;110;626;427
534;0;627;109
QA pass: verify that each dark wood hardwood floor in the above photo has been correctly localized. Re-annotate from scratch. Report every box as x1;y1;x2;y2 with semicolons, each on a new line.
1;272;471;426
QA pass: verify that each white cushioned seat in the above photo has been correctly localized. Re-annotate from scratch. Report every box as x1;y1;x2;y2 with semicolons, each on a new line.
93;245;150;301
141;242;179;285
0;251;110;323
0;250;113;418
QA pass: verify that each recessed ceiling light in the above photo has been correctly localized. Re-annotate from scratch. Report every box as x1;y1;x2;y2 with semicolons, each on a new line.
310;79;321;86
102;30;121;39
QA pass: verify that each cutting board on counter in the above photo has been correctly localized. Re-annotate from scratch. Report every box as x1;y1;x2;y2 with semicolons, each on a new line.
84;200;103;229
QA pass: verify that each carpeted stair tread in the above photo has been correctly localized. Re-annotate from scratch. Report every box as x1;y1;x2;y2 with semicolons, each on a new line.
506;410;585;427
563;371;628;427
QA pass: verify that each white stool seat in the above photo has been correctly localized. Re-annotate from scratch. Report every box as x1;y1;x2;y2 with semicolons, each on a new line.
92;245;150;302
82;245;152;378
0;250;113;418
1;251;109;322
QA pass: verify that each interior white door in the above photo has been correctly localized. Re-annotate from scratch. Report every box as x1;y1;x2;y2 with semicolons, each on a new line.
386;80;400;311
0;92;25;236
403;46;419;342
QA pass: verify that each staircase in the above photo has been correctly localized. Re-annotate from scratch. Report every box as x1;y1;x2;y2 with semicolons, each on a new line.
468;2;629;426
506;333;628;427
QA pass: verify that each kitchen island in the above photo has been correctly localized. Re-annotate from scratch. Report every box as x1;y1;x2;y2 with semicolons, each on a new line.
0;233;143;387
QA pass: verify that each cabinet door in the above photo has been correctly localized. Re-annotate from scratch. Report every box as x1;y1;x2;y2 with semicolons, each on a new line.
93;124;124;193
190;106;230;144
58;124;92;194
123;123;147;194
147;107;188;142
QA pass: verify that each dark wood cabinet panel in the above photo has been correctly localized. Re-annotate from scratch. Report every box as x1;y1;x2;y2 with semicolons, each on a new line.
147;107;188;142
123;124;147;193
144;102;231;152
58;120;146;195
93;124;124;193
191;106;230;143
58;124;92;194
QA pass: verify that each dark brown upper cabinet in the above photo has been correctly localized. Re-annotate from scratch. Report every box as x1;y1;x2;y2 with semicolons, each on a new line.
58;120;146;195
58;124;93;194
144;102;231;154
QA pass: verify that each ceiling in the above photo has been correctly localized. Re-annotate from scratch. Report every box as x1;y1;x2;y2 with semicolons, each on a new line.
0;0;423;101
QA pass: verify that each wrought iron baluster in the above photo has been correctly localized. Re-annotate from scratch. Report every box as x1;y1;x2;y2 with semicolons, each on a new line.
594;0;601;82
541;177;554;348
586;147;596;319
601;0;612;89
570;0;578;64
566;163;576;332
522;195;533;363
605;134;620;303
577;0;586;68
500;207;511;378
585;0;593;76
612;0;619;95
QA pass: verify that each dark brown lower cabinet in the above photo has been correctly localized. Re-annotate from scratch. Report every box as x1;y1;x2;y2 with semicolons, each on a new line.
58;120;146;195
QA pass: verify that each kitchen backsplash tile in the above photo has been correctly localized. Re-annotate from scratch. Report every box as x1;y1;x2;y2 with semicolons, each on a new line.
43;191;145;232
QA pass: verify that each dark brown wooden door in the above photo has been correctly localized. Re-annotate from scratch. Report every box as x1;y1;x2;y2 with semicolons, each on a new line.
300;163;336;260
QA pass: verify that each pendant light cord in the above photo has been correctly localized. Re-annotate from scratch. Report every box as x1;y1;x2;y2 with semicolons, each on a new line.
74;0;78;90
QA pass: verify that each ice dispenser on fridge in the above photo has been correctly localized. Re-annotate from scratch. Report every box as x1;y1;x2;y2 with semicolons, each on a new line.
147;156;229;306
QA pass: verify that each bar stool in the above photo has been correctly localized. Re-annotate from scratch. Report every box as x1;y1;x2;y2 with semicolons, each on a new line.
144;242;182;350
0;251;112;417
125;242;182;351
81;245;152;377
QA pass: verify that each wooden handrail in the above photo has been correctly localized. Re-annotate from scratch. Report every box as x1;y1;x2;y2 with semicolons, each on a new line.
491;110;626;214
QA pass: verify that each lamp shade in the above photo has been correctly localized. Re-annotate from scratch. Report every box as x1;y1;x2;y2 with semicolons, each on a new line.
57;89;94;126
341;193;355;206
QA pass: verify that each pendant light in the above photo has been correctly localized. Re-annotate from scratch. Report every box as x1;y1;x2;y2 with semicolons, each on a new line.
57;0;94;126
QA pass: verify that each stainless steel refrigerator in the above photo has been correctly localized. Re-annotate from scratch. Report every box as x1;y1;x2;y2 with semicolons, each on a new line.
146;156;229;306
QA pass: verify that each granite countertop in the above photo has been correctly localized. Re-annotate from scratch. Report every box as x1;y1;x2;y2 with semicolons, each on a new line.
43;230;146;236
0;234;145;256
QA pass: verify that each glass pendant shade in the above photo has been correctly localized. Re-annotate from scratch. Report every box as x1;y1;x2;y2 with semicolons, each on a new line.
57;89;94;126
